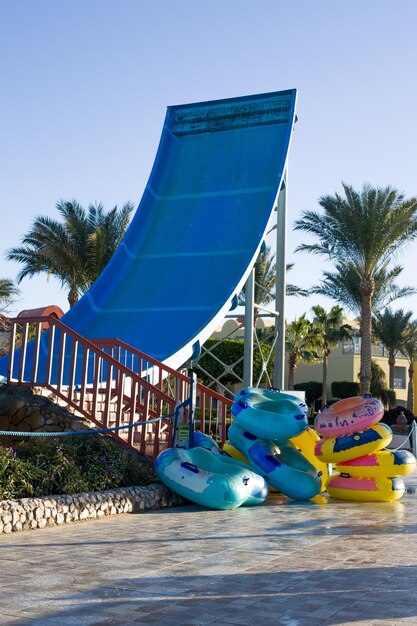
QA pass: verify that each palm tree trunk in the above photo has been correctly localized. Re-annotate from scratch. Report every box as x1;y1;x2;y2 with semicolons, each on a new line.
359;276;374;394
388;354;395;391
68;286;79;309
287;354;296;390
322;353;328;407
407;363;415;413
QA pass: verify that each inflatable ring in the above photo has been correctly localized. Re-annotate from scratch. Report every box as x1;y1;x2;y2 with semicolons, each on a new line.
314;395;384;437
228;423;321;500
336;449;416;479
314;423;392;464
234;387;309;417
155;446;268;510
327;474;405;502
231;388;308;442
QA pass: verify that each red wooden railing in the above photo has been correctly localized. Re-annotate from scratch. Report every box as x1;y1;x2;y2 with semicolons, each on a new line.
2;316;233;457
91;337;233;443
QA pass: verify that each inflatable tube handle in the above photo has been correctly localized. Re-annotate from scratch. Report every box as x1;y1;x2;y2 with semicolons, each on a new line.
180;462;199;473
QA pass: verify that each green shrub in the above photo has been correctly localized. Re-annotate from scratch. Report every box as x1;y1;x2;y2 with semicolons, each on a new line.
0;446;44;500
294;381;322;406
331;381;360;399
0;436;152;500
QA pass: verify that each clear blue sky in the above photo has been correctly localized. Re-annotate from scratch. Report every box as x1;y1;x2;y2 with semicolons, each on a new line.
1;0;417;322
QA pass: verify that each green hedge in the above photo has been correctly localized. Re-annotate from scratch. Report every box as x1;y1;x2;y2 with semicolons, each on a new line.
293;381;322;406
331;380;360;399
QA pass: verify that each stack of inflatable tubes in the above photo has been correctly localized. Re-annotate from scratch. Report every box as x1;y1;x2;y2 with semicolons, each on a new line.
224;387;327;500
314;395;416;501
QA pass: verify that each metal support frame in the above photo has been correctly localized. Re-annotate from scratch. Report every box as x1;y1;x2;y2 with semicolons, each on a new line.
243;268;255;387
198;171;288;393
273;173;287;389
188;369;197;448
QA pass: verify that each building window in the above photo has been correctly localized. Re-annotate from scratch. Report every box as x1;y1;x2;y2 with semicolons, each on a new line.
342;336;361;354
393;366;406;389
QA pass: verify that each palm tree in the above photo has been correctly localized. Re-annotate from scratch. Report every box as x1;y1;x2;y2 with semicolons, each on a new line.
286;263;309;298
402;321;417;412
285;313;321;390
239;247;308;306
294;183;417;394
0;278;19;314
366;360;396;408
7;200;134;308
372;307;413;393
312;263;415;318
312;305;350;407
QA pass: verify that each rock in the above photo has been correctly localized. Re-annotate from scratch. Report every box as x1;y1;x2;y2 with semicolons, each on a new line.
31;415;45;429
79;508;89;520
10;398;26;414
1;513;12;525
34;507;44;520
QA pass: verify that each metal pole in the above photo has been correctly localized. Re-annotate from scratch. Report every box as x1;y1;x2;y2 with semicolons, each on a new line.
188;369;197;449
243;268;255;387
273;172;287;389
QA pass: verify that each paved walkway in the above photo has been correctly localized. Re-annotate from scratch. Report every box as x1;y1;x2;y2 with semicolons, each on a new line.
1;478;417;626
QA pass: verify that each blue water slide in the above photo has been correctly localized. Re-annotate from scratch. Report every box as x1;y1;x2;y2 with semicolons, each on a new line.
3;90;297;379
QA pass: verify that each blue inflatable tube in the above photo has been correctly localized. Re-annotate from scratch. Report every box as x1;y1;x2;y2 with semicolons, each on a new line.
235;387;309;416
155;445;268;510
228;423;321;501
231;388;308;442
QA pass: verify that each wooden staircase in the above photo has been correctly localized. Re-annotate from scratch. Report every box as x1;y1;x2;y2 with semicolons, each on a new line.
3;315;233;458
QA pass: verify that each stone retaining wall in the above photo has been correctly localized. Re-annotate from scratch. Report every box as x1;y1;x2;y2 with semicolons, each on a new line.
0;484;184;534
0;384;89;440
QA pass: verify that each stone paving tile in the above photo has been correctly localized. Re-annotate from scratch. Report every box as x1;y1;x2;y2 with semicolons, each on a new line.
0;616;31;625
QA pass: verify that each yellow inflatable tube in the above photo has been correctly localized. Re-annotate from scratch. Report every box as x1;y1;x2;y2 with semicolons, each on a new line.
290;427;329;491
314;423;392;464
223;442;248;464
336;449;416;479
327;475;405;502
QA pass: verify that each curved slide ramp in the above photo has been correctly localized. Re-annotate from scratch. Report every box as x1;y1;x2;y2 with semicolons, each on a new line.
3;90;297;379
